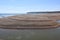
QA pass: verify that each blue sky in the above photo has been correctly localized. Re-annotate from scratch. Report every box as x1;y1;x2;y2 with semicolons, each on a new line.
0;0;60;13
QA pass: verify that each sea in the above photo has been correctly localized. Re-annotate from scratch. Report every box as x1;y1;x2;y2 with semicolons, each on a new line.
0;14;17;18
0;14;60;40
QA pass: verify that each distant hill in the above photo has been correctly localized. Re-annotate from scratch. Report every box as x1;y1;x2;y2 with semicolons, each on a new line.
27;11;60;14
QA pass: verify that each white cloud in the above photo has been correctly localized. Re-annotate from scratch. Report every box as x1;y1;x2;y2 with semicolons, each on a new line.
0;6;27;14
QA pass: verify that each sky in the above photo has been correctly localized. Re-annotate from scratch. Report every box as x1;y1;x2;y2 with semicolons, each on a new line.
0;0;60;14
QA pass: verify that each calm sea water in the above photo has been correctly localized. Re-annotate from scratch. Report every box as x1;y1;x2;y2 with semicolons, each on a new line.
0;27;60;40
0;15;15;18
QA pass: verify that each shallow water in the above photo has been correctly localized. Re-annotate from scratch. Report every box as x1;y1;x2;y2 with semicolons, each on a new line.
0;27;60;40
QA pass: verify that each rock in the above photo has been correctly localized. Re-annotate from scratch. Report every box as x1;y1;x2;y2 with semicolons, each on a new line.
0;14;60;29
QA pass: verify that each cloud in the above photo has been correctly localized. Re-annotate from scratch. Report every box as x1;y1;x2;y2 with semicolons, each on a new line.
0;6;27;13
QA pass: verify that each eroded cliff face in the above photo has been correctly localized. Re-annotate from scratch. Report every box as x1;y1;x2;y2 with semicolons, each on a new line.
0;14;60;29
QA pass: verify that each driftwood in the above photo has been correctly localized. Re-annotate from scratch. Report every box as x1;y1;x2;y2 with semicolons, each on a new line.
0;14;60;29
